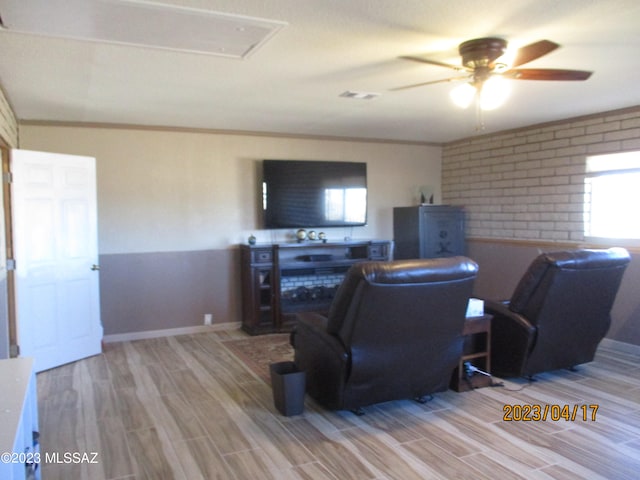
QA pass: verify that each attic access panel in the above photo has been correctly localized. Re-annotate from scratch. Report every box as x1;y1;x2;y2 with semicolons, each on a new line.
0;0;287;58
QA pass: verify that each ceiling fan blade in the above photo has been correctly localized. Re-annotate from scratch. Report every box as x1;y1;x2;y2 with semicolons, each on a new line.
510;40;559;67
504;68;592;81
398;55;466;72
390;75;469;91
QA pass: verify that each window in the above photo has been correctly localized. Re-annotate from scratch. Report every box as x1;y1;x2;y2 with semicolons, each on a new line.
584;151;640;240
324;188;366;223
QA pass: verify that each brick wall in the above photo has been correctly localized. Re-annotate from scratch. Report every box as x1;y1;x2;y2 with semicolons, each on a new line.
442;106;640;242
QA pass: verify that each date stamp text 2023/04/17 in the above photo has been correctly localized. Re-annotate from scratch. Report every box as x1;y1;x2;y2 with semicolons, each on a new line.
503;404;599;422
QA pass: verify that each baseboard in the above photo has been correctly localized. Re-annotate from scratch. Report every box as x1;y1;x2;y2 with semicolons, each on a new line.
103;325;639;354
599;338;640;356
102;322;241;343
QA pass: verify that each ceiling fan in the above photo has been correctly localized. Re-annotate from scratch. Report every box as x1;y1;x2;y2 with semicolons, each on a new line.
392;38;592;111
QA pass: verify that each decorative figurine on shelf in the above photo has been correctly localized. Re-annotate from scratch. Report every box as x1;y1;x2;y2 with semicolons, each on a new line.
296;229;307;242
420;192;435;205
248;234;256;245
308;230;317;240
318;231;327;243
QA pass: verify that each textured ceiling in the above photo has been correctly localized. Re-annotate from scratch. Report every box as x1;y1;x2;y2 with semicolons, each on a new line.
1;0;639;144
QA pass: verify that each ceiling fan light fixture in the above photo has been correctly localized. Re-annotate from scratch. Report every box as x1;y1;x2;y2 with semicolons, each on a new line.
450;76;511;111
450;82;476;109
479;76;511;110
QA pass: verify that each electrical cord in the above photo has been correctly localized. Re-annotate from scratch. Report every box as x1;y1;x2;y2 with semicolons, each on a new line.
462;362;535;391
464;362;491;378
501;383;530;392
463;361;504;388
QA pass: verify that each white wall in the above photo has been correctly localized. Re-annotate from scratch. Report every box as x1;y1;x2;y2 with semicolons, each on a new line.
20;125;442;255
18;124;442;333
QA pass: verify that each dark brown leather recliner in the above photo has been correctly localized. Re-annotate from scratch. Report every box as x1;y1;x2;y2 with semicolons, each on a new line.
290;257;478;411
486;248;631;379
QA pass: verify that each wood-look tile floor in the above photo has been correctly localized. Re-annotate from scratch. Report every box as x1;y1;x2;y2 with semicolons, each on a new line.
37;330;640;480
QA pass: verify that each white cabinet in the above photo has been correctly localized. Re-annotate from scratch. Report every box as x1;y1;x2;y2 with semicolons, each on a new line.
0;358;39;480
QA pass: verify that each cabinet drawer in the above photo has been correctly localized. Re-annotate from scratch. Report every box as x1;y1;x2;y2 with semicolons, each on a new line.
369;244;385;259
253;250;273;263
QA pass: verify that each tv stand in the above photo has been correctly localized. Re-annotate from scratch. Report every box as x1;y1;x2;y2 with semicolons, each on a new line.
240;240;390;335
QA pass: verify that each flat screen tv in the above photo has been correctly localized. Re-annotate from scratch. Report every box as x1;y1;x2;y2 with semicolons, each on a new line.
262;159;367;228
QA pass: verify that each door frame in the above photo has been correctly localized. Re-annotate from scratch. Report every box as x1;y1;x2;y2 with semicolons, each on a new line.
0;141;16;358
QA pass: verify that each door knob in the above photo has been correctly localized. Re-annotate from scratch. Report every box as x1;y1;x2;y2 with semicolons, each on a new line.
91;264;100;271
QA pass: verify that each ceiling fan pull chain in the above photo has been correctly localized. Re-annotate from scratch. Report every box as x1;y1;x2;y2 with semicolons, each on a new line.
475;85;485;132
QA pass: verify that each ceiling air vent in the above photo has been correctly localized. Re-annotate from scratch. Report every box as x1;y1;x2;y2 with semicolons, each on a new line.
339;91;381;100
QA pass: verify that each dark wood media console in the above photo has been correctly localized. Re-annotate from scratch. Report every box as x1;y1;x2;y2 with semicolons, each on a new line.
240;240;390;335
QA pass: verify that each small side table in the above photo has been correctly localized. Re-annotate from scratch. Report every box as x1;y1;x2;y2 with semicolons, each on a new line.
451;314;492;392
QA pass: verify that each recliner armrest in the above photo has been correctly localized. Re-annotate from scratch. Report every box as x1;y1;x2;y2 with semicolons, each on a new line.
481;298;537;377
291;312;347;357
291;312;350;409
291;312;328;342
484;299;535;334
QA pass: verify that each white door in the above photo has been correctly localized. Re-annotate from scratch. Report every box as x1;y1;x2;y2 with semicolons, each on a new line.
12;149;102;372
